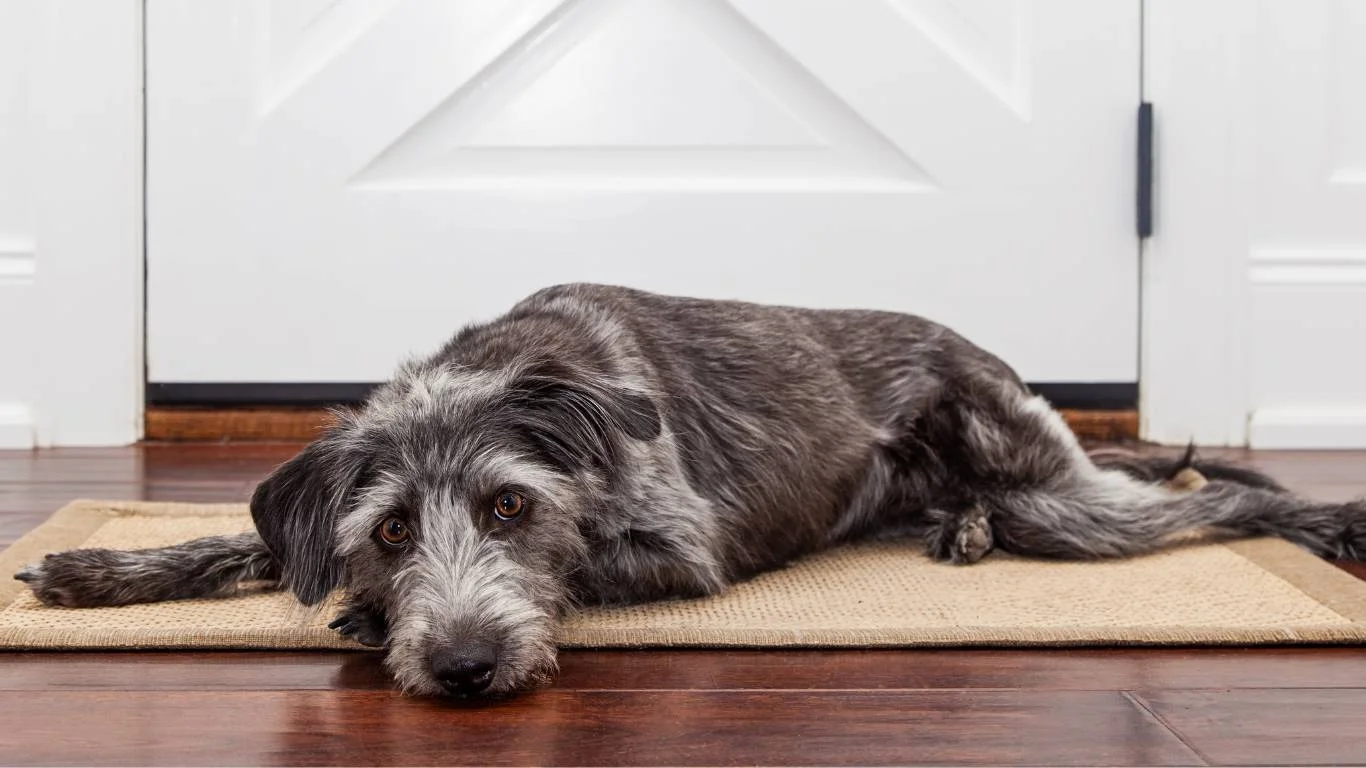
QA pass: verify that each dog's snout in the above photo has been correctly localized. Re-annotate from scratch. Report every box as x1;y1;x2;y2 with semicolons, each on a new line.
431;642;498;696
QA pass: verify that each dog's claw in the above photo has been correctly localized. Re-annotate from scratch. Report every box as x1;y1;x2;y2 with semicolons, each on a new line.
329;605;389;648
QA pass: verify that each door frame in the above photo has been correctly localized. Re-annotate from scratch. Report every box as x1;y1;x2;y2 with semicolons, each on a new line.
0;0;143;448
21;0;1269;448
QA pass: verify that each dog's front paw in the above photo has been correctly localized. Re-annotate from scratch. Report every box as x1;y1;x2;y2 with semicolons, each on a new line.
328;603;389;648
14;551;123;607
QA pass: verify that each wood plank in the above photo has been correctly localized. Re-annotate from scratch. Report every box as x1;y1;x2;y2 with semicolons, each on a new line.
0;444;300;484
1135;689;1366;766
145;407;1140;442
0;482;253;507
7;648;1366;693
0;689;1201;767
555;647;1366;692
0;513;53;548
0;652;388;692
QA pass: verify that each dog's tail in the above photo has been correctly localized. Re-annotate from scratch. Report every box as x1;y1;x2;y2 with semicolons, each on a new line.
14;531;278;608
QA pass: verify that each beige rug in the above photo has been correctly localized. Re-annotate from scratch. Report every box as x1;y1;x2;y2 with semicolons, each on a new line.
3;500;1366;650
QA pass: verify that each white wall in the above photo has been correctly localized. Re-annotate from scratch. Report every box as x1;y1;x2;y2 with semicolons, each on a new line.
0;0;143;448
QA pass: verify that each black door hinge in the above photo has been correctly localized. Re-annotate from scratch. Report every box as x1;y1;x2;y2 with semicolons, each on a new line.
1137;102;1154;238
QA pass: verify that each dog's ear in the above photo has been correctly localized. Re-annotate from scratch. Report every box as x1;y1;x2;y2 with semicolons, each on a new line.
250;424;368;605
508;370;661;472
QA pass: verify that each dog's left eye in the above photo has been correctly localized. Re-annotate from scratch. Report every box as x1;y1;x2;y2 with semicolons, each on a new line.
493;491;526;522
376;516;411;548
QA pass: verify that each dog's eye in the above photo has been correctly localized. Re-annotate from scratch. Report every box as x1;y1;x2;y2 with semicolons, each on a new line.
493;491;526;522
376;516;410;548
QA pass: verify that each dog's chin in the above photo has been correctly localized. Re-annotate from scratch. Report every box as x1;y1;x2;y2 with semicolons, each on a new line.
391;663;557;701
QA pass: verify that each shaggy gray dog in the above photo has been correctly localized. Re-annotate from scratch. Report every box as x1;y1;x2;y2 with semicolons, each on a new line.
15;284;1366;697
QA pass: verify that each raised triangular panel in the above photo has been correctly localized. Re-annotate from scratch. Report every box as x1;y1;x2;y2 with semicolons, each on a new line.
262;0;401;115
355;0;932;191
457;0;823;148
886;0;1031;119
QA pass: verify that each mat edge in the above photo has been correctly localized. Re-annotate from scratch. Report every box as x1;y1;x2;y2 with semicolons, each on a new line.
1226;538;1366;622
0;500;252;607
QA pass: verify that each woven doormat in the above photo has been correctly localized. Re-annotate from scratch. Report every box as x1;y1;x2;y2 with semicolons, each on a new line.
3;500;1366;650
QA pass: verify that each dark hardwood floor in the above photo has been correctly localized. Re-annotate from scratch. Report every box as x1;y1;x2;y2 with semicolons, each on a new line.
2;443;1366;766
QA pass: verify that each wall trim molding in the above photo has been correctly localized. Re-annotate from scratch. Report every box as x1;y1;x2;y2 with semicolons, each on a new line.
1249;407;1366;449
0;402;35;449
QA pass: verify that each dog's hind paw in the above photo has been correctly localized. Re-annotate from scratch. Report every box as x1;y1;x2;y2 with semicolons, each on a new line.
329;603;389;648
953;512;994;564
927;505;995;565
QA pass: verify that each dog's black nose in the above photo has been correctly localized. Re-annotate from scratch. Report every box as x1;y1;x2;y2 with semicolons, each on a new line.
431;642;497;696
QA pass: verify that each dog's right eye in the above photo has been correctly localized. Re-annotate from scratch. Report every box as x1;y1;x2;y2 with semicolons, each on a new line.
376;517;411;548
493;491;526;522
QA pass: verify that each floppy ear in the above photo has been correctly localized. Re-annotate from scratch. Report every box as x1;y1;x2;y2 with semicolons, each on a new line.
509;372;662;472
250;426;368;605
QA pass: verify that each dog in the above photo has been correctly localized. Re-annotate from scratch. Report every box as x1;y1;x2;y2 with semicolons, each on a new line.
15;283;1366;698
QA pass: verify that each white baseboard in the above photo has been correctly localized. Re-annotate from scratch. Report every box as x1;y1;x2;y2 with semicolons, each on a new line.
0;402;35;449
1249;407;1366;449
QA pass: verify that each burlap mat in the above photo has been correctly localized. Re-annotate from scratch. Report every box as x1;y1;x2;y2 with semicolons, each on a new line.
3;500;1366;650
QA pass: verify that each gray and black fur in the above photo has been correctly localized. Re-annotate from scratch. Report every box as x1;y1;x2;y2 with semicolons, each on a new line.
15;284;1366;697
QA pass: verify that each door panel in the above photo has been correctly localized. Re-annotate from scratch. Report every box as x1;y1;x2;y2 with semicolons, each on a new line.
147;0;1140;386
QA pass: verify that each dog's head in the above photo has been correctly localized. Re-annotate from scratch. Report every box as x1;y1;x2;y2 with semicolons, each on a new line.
250;360;660;697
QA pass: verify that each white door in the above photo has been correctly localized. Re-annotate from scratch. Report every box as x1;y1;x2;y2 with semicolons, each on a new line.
147;0;1141;394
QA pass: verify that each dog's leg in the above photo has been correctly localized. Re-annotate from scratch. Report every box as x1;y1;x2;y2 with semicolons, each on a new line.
951;393;1366;560
924;504;994;564
14;532;279;607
